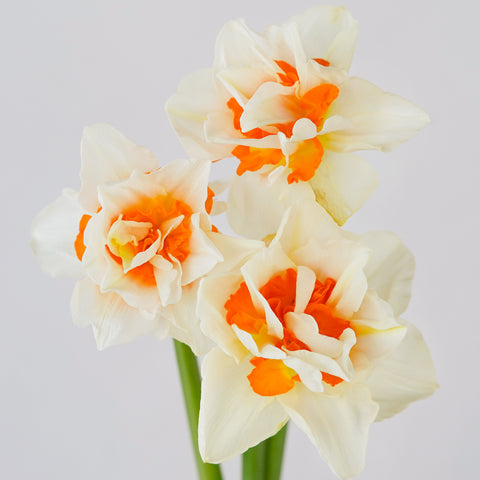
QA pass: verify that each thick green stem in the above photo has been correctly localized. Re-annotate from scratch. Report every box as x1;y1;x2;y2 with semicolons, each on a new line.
264;424;288;480
242;441;267;480
173;340;223;480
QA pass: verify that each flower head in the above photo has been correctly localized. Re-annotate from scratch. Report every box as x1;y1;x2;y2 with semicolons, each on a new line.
167;6;429;224
197;200;437;478
31;124;247;353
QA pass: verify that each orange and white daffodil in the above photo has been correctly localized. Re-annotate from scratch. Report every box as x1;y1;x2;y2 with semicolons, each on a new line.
197;200;437;479
31;124;259;353
166;5;429;224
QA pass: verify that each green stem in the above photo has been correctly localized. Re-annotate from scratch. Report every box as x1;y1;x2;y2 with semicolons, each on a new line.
242;440;267;480
173;340;223;480
264;424;288;480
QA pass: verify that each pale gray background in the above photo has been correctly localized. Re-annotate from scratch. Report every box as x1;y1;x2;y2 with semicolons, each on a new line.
2;0;478;478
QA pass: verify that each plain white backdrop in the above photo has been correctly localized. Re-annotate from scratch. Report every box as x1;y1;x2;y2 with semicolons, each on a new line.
2;0;478;478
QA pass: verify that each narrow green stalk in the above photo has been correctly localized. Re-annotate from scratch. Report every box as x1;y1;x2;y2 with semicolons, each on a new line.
264;424;288;480
173;340;223;480
242;440;267;480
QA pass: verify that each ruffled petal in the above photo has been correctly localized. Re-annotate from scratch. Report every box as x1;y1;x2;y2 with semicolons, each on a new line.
30;188;85;278
166;69;234;161
366;322;438;421
280;383;378;479
79;124;158;212
357;231;415;316
71;278;165;349
199;348;288;463
288;5;359;71
227;169;315;240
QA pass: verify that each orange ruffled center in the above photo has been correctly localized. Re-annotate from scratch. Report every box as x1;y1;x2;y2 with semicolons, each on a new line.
224;268;350;396
74;194;193;287
106;194;192;286
227;58;339;184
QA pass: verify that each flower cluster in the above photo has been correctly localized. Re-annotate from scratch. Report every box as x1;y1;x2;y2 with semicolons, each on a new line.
31;6;437;479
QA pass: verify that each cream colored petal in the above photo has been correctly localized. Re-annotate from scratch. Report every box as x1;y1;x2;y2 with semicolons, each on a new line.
284;357;325;393
79;124;158;212
216;65;276;102
214;19;273;73
166;69;232;161
366;322;438;421
227;169;314;240
161;282;214;356
357;231;415;316
287;349;351;382
152;159;211;212
154;256;182;307
294;266;316;313
241;82;298;132
199;348;288;463
205;110;280;149
308;151;379;226
328;251;369;319
179;214;223;286
206;231;264;275
284;312;343;358
231;325;286;360
71;278;165;350
31;188;85;278
352;290;398;330
280;383;378;480
198;273;249;362
289;5;359;71
324;77;430;152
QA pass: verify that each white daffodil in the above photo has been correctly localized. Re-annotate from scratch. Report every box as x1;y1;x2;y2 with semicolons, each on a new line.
197;200;437;479
166;5;429;224
31;124;258;353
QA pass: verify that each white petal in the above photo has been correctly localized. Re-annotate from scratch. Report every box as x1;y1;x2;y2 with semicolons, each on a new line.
206;231;264;275
214;19;273;73
166;69;233;161
79;124;158;212
366;322;438;421
161;282;214;356
205;110;281;149
31;188;85;278
325;77;430;152
152;159;211;212
240;82;298;132
357;231;415;316
284;312;343;358
227;169;314;240
198;273;248;362
154;257;182;306
180;214;223;285
71;278;165;350
288;6;359;71
308;151;379;226
294;266;316;313
280;383;378;479
199;348;288;463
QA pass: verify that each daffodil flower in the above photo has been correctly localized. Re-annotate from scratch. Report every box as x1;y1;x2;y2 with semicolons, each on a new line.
31;124;260;353
197;200;437;479
166;5;429;224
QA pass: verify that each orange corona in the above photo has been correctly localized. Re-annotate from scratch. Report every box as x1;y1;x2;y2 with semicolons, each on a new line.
227;59;338;183
224;268;350;395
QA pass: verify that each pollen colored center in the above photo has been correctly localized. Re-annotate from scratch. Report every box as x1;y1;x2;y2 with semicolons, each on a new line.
106;194;192;285
224;268;350;395
227;59;338;184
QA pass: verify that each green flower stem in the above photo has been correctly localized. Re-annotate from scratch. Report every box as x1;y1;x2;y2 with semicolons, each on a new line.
173;340;223;480
242;440;267;480
264;424;288;480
